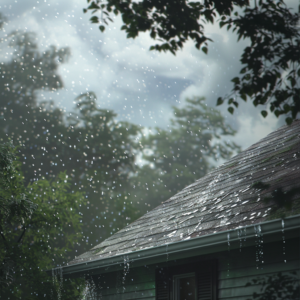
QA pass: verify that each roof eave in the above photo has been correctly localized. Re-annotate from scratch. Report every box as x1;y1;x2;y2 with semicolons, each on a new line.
61;214;300;276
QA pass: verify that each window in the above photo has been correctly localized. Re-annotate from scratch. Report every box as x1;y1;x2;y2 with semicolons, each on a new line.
173;272;196;300
156;260;217;300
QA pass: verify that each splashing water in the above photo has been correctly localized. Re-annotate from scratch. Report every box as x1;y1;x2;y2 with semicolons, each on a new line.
237;227;247;252
95;275;103;300
255;225;264;269
82;277;98;300
122;255;130;293
227;232;230;277
237;228;242;252
51;266;63;300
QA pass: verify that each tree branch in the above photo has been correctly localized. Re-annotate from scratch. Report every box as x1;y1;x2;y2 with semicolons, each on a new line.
17;226;26;243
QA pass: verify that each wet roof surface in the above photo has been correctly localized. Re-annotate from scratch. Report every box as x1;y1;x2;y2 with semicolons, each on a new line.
69;120;300;265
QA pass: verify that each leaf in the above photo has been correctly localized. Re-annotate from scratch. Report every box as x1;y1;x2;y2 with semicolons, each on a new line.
228;98;234;104
83;9;87;13
202;46;208;54
285;117;293;125
90;16;99;23
99;25;105;32
228;107;234;114
240;67;247;74
288;77;296;87
241;94;247;101
283;104;290;113
216;97;224;106
261;110;268;118
274;109;281;118
231;77;240;84
88;2;100;10
150;29;156;39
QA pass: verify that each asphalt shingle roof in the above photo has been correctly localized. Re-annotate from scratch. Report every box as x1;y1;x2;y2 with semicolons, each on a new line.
69;120;300;265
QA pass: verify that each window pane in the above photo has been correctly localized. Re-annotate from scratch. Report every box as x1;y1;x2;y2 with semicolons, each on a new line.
179;276;196;300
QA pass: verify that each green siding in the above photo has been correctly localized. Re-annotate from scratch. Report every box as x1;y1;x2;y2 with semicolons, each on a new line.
93;265;156;300
92;235;299;300
217;236;300;300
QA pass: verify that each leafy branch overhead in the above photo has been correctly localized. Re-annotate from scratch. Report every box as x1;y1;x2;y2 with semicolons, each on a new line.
84;0;300;124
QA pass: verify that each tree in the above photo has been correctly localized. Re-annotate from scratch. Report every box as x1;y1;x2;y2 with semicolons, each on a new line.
83;0;300;124
0;31;70;110
0;23;142;253
0;142;85;299
0;142;37;289
246;272;300;300
130;97;240;211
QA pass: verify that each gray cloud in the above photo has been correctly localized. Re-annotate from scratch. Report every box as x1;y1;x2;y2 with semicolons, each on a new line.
0;0;297;152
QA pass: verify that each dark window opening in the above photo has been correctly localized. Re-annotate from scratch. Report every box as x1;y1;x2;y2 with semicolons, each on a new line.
173;272;196;300
156;260;217;300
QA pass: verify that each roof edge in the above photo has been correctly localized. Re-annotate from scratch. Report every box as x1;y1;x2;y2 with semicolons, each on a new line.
61;214;300;276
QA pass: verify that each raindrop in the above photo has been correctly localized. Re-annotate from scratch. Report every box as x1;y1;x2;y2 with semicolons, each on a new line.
236;228;243;252
167;230;177;238
282;219;286;263
51;266;63;300
82;277;97;300
166;243;169;262
254;225;264;269
122;255;130;292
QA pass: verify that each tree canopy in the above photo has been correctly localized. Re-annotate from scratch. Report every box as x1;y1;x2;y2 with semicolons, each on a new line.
130;97;240;210
0;142;85;299
84;0;300;124
0;13;241;297
0;27;142;254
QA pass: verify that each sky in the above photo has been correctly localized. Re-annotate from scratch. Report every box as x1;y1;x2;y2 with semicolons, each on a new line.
0;0;297;158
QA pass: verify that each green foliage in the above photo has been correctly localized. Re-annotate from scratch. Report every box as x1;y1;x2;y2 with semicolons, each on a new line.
251;181;270;190
130;97;240;210
264;187;300;219
0;27;142;251
250;179;300;219
84;0;300;124
0;142;36;227
0;15;243;296
246;272;300;300
0;143;85;299
0;30;70;110
261;110;268;118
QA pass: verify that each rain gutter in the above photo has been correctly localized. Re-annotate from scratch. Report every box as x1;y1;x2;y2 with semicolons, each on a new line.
61;214;300;276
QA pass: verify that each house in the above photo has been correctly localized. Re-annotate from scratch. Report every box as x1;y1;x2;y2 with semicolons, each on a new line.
63;120;300;300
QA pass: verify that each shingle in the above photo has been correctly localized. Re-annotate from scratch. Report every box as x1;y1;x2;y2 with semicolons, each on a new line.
68;120;300;266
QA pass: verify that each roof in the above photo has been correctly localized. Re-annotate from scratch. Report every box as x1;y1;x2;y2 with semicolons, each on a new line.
66;119;300;272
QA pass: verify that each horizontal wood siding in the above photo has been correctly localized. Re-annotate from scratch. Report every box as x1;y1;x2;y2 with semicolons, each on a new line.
91;235;299;300
93;264;155;300
218;236;300;300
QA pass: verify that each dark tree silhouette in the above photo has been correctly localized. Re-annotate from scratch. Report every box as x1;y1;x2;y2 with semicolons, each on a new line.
84;0;300;124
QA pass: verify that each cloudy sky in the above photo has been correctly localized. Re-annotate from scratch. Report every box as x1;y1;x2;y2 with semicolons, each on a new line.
0;0;297;157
